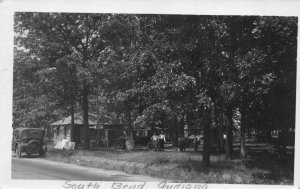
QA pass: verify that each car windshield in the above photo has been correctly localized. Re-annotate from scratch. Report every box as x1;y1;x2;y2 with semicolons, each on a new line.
20;129;44;139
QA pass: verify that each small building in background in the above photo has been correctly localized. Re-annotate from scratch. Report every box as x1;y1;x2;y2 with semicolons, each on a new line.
50;112;124;148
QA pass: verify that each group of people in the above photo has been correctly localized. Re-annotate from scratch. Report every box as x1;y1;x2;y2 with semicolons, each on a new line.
151;131;166;151
152;131;202;152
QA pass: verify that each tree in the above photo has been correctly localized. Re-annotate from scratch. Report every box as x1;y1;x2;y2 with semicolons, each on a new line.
15;13;139;149
14;13;296;161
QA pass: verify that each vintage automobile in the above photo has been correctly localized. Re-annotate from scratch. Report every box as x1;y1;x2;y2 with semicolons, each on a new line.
178;135;201;151
114;136;135;150
116;135;173;150
133;135;153;150
178;133;225;152
12;128;47;158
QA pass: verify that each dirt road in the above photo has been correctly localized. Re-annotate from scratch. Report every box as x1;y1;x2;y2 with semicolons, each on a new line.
12;157;162;181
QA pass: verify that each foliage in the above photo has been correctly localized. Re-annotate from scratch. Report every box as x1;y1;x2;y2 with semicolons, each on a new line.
14;13;297;160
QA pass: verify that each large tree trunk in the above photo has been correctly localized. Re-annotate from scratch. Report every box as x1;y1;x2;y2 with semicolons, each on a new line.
175;121;179;146
265;125;272;143
225;106;233;160
218;109;224;150
126;105;132;137
185;112;192;136
247;127;252;138
179;117;185;137
82;84;90;150
70;102;75;142
202;107;211;167
240;103;247;159
213;103;221;155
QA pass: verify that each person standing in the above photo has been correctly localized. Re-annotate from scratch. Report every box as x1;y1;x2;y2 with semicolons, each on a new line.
158;131;166;151
151;132;159;151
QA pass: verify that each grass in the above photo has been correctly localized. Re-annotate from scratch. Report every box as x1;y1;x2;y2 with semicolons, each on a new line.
45;142;294;184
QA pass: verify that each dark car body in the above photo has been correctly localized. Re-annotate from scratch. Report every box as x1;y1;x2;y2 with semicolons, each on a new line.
178;134;224;152
12;128;47;158
114;136;135;150
133;135;154;149
178;135;201;151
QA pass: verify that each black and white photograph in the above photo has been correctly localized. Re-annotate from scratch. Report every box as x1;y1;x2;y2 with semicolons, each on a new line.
0;0;299;189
